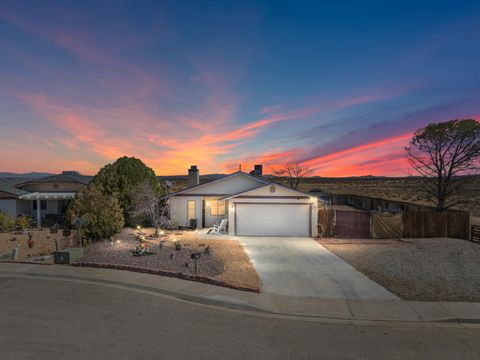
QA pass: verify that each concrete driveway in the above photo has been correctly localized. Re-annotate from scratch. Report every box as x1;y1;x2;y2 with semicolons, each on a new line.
236;237;398;300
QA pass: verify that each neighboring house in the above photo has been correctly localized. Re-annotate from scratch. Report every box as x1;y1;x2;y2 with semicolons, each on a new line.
0;171;91;227
168;166;318;237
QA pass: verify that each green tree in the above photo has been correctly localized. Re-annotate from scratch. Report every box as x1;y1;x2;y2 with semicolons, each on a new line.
91;156;161;222
67;183;124;241
405;119;480;210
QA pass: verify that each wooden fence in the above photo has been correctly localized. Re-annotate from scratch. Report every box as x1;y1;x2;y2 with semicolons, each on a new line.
318;208;470;240
472;225;480;243
403;210;470;240
317;209;334;238
335;210;371;238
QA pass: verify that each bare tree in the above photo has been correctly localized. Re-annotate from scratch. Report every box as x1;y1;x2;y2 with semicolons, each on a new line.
272;162;312;189
405;119;480;210
129;180;168;236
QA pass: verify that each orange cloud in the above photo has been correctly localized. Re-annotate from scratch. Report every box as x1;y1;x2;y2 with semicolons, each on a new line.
12;84;321;175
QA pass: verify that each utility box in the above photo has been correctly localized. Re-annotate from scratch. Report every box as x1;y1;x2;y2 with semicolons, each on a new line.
54;247;84;264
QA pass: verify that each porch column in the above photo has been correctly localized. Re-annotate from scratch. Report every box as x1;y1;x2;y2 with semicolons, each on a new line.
36;198;41;229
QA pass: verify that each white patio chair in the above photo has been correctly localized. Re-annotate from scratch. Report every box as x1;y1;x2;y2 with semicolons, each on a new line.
211;219;228;234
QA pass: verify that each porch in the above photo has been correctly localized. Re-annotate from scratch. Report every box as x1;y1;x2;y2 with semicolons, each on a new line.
170;196;229;230
18;192;76;228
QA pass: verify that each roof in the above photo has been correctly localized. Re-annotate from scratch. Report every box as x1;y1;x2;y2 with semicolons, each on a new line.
166;171;269;197
0;178;31;196
0;172;92;197
15;173;93;187
219;182;313;201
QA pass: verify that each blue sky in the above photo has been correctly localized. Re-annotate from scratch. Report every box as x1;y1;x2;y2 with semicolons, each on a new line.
0;0;479;175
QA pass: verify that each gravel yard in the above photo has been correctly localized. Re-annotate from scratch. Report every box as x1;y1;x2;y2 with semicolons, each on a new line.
0;229;73;263
321;238;480;301
76;228;262;291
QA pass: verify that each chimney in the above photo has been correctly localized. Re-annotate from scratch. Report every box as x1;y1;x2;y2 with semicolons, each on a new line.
250;164;263;176
188;165;199;187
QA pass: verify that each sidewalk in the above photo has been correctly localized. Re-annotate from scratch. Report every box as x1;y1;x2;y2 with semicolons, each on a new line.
1;262;480;324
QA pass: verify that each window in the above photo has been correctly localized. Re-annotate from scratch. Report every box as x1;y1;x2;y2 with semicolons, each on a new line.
33;200;47;211
187;200;196;220
210;200;225;216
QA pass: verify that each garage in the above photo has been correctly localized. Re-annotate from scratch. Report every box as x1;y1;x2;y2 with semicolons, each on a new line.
235;203;311;237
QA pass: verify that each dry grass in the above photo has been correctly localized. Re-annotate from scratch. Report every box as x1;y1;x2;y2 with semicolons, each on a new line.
322;238;480;301
0;229;74;262
78;228;262;290
297;176;480;218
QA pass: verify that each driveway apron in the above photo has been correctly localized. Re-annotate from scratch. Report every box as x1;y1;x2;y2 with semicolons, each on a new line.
236;237;398;300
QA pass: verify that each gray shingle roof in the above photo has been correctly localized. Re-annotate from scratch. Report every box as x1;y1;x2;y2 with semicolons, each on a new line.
16;173;93;186
0;173;93;197
0;178;31;196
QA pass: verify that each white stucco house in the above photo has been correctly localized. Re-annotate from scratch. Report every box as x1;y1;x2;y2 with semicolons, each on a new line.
167;166;318;237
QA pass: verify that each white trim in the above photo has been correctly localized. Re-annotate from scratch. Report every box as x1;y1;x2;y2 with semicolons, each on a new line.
219;182;312;201
19;192;76;200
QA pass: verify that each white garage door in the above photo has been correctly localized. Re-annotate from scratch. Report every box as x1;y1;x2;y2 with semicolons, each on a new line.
235;203;311;237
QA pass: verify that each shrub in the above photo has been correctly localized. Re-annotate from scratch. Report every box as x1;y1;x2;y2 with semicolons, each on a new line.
16;215;30;231
67;183;124;241
0;211;15;232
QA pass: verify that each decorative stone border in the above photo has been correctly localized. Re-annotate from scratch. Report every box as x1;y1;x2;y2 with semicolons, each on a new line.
72;262;261;293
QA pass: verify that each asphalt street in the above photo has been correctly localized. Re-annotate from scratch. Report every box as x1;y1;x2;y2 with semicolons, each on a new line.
1;276;480;360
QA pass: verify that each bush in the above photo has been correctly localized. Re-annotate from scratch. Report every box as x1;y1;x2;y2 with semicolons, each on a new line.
67;183;124;241
16;215;30;231
0;211;15;232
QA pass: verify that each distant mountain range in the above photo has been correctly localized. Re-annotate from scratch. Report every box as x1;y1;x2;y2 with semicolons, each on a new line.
0;172;54;179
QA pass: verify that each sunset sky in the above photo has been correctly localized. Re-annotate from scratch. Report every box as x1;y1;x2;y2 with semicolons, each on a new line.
0;1;479;176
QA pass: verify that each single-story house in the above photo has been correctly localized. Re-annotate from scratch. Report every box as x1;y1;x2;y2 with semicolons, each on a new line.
0;171;91;227
167;166;318;237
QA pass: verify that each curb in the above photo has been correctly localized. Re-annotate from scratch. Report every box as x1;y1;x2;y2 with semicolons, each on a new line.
4;270;480;325
1;264;480;325
0;260;52;266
